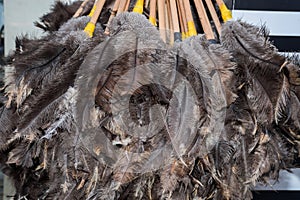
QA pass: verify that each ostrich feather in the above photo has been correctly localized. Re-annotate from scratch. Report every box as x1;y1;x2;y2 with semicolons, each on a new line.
178;35;237;153
221;21;285;67
221;20;291;124
4;17;105;131
34;0;95;32
0;13;109;198
281;58;300;142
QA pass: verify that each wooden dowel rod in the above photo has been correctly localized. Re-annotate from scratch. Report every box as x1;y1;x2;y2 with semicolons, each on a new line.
125;0;131;11
177;1;185;38
182;0;197;36
90;0;106;24
145;0;150;8
104;0;121;34
133;0;144;13
177;0;188;39
169;0;180;33
215;0;225;6
215;0;232;22
166;0;174;44
194;0;215;40
182;0;193;22
158;0;167;42
170;0;181;42
87;0;98;17
204;0;222;35
149;0;157;26
117;0;128;14
73;0;90;18
84;0;106;37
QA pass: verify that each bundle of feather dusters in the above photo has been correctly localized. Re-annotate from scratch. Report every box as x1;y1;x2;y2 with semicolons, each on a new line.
1;1;300;200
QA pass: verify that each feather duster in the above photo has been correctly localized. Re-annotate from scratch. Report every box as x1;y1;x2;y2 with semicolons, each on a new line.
0;11;107;198
0;4;300;200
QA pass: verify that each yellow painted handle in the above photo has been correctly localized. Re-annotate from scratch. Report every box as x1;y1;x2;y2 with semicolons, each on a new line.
149;0;157;26
219;3;232;22
88;4;97;17
133;0;144;14
149;16;157;26
187;21;197;37
182;32;187;40
85;0;106;37
84;22;96;37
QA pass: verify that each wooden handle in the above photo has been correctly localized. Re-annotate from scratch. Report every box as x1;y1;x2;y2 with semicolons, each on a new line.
194;0;215;40
166;0;173;44
125;0;130;11
145;0;150;8
84;0;106;37
182;0;197;36
215;0;232;22
149;0;157;26
169;0;180;33
90;0;106;24
182;0;193;23
73;0;90;18
87;0;97;17
104;0;121;34
133;0;144;14
177;0;188;39
158;0;167;42
215;0;224;6
204;0;222;35
117;0;128;14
